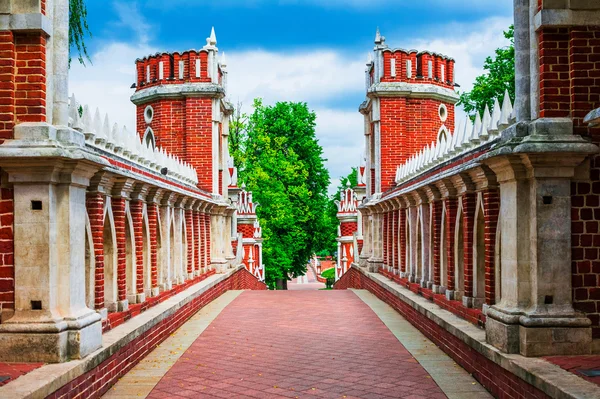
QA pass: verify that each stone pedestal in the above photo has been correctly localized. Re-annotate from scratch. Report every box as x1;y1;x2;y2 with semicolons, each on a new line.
484;138;596;356
0;155;103;362
366;257;383;273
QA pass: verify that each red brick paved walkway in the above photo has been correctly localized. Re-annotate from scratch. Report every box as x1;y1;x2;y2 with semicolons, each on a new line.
147;291;447;399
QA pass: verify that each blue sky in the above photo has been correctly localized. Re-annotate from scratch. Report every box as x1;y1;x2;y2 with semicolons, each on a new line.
70;0;513;193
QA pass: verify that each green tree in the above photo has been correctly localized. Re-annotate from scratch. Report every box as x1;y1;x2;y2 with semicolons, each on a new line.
69;0;92;66
458;25;514;119
242;100;330;289
229;101;248;171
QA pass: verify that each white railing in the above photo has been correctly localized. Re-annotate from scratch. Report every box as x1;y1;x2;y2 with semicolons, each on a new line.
395;90;514;184
68;95;199;187
336;184;359;214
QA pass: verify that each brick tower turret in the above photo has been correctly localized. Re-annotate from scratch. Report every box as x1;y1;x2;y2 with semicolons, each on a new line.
360;29;459;195
130;28;232;196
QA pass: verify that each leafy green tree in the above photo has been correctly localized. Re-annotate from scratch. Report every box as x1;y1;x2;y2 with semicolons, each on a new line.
69;0;92;66
242;100;330;289
229;101;248;171
458;25;514;119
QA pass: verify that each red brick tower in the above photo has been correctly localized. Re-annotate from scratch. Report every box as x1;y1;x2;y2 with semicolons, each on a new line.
360;29;459;195
130;28;232;196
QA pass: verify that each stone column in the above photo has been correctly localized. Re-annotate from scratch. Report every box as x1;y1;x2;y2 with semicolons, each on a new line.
358;208;372;267
204;208;212;269
146;188;162;297
367;207;383;272
485;154;593;356
173;196;186;284
0;160;102;362
210;204;228;273
159;192;175;291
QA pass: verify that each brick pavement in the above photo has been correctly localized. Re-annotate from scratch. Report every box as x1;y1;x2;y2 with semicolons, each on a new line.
144;290;450;399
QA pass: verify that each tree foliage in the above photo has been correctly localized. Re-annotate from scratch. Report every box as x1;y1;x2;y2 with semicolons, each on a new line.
242;100;331;289
229;101;248;172
458;25;514;119
69;0;92;66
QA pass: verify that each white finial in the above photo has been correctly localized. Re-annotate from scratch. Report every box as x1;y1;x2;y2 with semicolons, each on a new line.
209;27;217;46
480;105;491;140
498;89;513;128
375;27;381;43
489;98;501;135
221;51;227;68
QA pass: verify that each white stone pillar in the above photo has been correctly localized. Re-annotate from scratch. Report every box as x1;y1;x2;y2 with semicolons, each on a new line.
0;161;102;362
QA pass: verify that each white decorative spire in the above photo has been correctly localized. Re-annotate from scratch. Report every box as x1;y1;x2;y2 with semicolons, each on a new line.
498;89;513;128
221;51;227;68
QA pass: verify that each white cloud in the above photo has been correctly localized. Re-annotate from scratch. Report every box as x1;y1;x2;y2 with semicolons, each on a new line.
68;15;512;195
226;50;364;107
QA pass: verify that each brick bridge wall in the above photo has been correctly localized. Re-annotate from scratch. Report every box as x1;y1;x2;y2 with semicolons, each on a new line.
335;267;550;399
46;267;266;399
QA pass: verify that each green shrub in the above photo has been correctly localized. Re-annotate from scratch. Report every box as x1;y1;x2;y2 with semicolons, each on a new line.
321;268;335;279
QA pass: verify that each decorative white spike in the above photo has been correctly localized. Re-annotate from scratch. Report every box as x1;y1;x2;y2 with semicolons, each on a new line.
111;123;122;153
102;114;113;150
461;117;472;148
480;105;491;141
82;105;94;142
470;112;482;144
489;98;501;136
93;108;105;143
498;89;513;129
209;27;217;45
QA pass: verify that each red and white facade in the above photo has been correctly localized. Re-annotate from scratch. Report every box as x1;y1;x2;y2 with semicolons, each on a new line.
0;0;264;365
350;17;600;358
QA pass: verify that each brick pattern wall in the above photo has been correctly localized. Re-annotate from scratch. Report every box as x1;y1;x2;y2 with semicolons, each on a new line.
462;193;476;298
204;213;211;266
47;268;266;399
14;33;46;123
335;268;550;399
185;98;213;191
379;98;455;193
568;26;600;339
0;187;13;312
400;209;407;273
340;222;357;237
112;198;127;302
137;99;185;158
147;204;158;288
0;32;15;139
538;28;570;118
130;201;144;295
444;198;458;291
86;194;105;310
483;190;500;305
432;201;442;286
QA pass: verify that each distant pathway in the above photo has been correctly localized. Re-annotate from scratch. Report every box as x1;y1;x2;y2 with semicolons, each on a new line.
289;263;325;290
104;290;491;399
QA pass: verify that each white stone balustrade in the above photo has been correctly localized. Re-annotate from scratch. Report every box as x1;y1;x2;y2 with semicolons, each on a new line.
395;90;515;184
68;94;199;187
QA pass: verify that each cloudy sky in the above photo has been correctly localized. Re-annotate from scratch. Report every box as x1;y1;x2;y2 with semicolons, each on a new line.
69;0;513;194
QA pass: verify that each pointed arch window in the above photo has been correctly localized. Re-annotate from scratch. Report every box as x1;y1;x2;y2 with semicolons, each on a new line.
144;127;156;150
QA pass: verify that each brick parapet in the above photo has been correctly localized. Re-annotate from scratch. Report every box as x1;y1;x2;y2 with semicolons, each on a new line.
381;50;455;89
134;51;212;91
